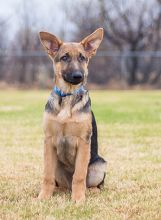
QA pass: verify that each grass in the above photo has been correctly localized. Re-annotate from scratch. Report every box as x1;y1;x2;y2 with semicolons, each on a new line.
0;90;161;220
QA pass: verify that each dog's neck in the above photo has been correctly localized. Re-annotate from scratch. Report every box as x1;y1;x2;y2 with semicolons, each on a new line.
48;84;89;121
46;77;90;119
45;72;90;120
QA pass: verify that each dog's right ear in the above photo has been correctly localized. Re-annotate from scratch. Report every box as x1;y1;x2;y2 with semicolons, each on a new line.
81;28;104;58
39;32;62;57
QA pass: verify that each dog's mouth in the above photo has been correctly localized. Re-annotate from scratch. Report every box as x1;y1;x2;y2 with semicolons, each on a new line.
62;71;84;85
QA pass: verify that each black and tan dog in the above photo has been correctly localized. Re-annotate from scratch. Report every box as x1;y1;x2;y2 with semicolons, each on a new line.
38;28;107;203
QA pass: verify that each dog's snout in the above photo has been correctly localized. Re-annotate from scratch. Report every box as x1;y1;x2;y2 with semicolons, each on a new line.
62;70;84;85
72;71;83;80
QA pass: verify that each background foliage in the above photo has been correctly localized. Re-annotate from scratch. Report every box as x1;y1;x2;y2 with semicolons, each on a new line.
0;0;161;88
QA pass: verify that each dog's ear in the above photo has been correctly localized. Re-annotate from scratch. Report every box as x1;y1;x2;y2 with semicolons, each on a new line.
39;32;62;57
81;28;104;58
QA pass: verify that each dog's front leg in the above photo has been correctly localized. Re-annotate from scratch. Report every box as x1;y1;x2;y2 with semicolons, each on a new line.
38;136;57;200
72;139;90;203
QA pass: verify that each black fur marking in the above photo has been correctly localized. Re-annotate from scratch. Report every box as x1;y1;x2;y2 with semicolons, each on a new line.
45;90;64;113
59;96;62;105
71;94;83;108
45;99;54;112
55;180;59;187
45;92;55;112
97;173;106;189
89;111;106;165
79;98;91;113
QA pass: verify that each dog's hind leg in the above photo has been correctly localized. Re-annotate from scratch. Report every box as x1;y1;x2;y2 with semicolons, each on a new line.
86;157;107;188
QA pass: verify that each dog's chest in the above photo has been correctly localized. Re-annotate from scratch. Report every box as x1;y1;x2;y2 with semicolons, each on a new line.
44;112;92;172
56;135;77;172
53;120;86;172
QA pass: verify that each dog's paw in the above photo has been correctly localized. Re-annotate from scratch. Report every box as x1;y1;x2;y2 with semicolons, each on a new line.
38;190;53;200
72;193;85;204
88;187;100;193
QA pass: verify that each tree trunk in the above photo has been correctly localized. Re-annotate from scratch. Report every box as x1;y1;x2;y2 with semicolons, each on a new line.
128;55;138;85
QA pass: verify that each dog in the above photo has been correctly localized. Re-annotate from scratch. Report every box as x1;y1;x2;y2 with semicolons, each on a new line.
38;28;107;203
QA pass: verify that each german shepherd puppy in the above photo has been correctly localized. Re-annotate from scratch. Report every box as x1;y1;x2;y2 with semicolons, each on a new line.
38;28;107;203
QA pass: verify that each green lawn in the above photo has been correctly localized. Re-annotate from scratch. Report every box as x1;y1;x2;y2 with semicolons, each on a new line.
0;90;161;220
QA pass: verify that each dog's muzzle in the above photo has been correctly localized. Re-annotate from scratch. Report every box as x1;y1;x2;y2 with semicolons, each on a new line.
62;71;84;85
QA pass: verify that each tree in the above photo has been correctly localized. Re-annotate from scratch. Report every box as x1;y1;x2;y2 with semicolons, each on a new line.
0;17;9;80
68;0;161;86
98;0;155;85
8;0;42;84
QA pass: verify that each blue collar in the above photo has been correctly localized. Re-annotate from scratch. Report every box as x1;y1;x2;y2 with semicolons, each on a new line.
53;85;86;97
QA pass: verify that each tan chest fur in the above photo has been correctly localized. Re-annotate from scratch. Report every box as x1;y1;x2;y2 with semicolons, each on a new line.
43;111;92;172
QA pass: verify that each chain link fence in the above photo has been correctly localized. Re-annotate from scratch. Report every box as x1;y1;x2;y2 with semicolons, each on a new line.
0;50;161;88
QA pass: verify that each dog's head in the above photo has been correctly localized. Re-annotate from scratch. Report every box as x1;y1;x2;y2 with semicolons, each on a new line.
39;28;103;87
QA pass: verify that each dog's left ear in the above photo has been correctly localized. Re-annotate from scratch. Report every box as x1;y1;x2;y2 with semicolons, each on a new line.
81;28;104;58
39;31;62;57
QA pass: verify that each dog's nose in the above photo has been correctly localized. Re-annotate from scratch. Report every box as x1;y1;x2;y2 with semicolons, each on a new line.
72;71;83;80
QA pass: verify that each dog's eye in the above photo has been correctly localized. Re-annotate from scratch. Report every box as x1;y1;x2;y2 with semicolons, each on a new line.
61;55;68;62
79;54;86;62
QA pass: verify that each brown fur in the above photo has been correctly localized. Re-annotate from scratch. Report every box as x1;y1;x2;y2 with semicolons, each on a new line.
38;28;104;203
